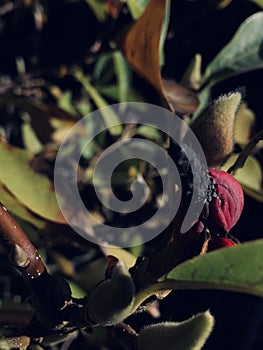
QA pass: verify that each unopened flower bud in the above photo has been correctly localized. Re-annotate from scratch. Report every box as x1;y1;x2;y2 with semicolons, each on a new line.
85;260;135;326
191;92;242;167
207;168;244;232
137;310;214;350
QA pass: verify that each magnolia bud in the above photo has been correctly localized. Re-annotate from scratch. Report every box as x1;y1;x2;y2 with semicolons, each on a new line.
137;310;214;350
85;260;135;326
208;168;244;232
191;92;242;167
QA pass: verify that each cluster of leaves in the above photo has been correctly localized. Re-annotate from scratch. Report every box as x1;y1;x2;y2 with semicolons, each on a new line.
0;0;263;349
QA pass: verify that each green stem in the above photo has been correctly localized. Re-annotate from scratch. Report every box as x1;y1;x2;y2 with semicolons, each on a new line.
73;70;122;136
131;278;263;314
228;129;263;175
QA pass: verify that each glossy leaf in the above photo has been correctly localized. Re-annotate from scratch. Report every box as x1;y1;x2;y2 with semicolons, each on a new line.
202;12;263;86
0;140;66;224
166;239;263;297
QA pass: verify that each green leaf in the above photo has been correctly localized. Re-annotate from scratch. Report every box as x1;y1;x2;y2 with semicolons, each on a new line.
73;70;122;136
126;0;150;20
57;90;78;116
136;125;164;143
93;53;115;84
21;120;43;154
192;87;211;120
101;246;137;269
234;104;256;146
202;12;263;86
222;154;263;202
131;240;263;312
67;280;86;299
166;239;263;297
250;0;263;8
113;51;132;103
98;85;120;101
159;0;170;67
85;0;108;21
0;141;66;224
98;85;144;103
0;181;46;229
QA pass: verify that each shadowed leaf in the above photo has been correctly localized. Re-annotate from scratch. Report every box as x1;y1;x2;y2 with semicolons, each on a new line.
0;140;66;224
121;0;199;115
0;181;46;229
202;12;263;86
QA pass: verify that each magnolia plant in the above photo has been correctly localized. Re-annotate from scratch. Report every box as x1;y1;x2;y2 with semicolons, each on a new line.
0;1;263;350
0;91;257;350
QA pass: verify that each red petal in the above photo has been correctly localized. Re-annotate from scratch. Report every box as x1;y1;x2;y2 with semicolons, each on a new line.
208;168;244;232
208;237;236;251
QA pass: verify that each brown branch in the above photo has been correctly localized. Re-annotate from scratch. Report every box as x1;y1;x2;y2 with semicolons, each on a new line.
0;203;45;278
0;204;95;333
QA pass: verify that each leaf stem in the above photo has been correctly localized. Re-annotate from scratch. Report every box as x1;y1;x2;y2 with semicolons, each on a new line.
132;278;263;314
228;129;263;175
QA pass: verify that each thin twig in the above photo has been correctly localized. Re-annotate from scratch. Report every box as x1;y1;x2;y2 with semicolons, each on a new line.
227;129;263;175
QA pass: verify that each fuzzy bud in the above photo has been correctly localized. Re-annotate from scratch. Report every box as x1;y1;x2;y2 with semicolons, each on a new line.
85;260;135;326
191;92;242;167
137;310;214;350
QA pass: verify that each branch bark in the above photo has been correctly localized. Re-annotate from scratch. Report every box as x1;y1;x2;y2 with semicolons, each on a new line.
0;203;45;278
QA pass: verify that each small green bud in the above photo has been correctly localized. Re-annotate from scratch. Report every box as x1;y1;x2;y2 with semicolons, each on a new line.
85;260;135;326
137;310;214;350
191;92;242;167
